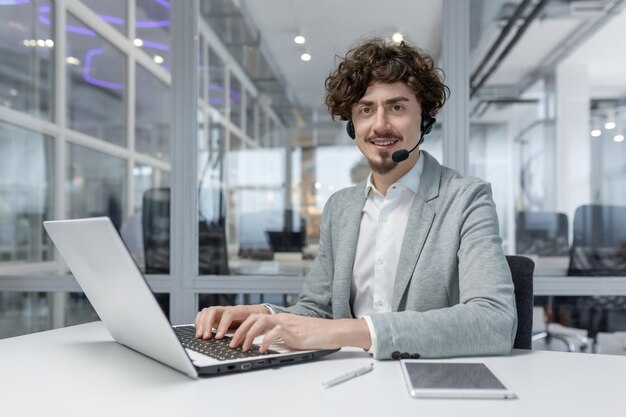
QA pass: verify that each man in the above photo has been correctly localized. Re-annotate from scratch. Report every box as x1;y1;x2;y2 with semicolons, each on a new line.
195;38;517;359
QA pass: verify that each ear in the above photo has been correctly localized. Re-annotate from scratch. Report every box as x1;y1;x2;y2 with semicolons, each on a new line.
346;120;355;140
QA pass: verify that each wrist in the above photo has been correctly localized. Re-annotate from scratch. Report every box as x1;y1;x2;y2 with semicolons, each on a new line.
333;318;372;350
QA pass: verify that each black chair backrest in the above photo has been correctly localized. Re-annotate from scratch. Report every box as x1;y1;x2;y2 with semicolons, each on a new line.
142;187;229;275
506;255;535;349
568;205;626;276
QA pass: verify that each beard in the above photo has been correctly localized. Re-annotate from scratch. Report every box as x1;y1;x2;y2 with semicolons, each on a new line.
367;151;398;175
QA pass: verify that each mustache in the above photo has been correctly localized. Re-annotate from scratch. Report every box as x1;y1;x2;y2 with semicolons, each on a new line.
367;131;402;141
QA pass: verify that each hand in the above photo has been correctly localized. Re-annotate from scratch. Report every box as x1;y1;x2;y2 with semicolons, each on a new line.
194;304;269;340
229;313;372;353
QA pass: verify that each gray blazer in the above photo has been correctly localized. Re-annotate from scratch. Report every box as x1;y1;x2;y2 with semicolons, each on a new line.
270;151;517;359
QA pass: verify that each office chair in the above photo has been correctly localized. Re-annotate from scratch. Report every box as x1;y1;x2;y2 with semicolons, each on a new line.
515;211;582;351
142;188;232;316
507;255;535;349
560;205;626;350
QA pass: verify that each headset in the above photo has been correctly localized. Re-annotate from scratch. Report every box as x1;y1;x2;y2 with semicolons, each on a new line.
346;115;436;163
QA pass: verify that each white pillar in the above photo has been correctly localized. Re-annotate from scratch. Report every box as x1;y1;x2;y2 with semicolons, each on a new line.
442;0;470;176
555;61;590;226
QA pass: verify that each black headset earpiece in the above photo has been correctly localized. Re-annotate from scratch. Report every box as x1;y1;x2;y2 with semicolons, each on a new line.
421;115;435;135
418;115;436;145
346;120;355;140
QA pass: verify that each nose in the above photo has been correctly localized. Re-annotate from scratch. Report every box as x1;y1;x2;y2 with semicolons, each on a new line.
373;108;390;132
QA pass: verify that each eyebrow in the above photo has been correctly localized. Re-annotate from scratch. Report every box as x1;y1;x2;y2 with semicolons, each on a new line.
357;96;411;106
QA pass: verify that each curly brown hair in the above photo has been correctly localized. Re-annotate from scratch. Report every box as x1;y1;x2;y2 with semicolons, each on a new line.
324;38;449;121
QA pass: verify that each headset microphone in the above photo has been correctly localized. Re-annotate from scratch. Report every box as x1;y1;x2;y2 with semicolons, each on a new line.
391;115;436;163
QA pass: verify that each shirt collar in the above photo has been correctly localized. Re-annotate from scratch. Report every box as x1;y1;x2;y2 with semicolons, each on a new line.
364;151;424;198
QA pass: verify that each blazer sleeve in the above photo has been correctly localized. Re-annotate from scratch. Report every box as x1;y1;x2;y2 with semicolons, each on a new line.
266;194;335;319
367;182;518;359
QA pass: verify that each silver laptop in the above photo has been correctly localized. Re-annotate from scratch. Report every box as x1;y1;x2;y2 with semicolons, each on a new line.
43;217;337;379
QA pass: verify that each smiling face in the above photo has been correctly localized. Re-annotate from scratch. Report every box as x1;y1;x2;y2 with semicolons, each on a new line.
351;82;422;175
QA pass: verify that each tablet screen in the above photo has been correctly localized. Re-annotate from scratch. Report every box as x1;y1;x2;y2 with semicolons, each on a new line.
404;362;506;390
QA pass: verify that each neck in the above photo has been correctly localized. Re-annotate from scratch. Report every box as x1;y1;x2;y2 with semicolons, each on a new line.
371;150;420;195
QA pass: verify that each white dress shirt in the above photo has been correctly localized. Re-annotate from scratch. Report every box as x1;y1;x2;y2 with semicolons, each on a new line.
351;152;424;356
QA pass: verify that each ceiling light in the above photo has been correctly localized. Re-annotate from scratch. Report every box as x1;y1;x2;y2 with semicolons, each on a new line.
605;109;616;129
605;121;616;130
153;55;164;64
45;39;54;47
22;39;29;46
66;56;81;65
614;134;624;143
314;182;321;190
9;89;18;96
294;35;306;44
133;38;144;47
590;129;601;137
392;32;404;44
28;40;37;47
300;53;311;62
36;39;45;47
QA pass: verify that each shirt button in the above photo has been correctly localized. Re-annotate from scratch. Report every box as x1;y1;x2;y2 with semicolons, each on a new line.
377;256;384;265
382;216;389;223
376;300;384;307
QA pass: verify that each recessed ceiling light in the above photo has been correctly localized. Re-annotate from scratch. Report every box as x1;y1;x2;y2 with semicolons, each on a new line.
300;53;311;62
37;39;45;47
392;32;403;43
590;129;601;137
605;121;616;130
294;35;306;44
133;38;143;47
45;39;54;47
9;89;18;96
614;134;624;143
153;55;164;64
66;56;81;65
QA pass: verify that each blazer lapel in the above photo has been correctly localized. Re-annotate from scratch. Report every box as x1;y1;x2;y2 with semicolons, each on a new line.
392;152;441;311
332;181;367;319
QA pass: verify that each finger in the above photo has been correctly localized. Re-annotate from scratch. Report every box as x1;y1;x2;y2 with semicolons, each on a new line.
195;308;209;337
241;316;272;351
230;314;263;348
215;309;236;339
260;325;283;353
229;314;256;348
201;308;221;339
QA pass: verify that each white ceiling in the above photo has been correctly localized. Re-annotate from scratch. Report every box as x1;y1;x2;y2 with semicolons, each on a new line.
241;0;443;114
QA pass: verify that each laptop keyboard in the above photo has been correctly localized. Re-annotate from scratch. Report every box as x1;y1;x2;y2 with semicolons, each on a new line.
173;325;278;361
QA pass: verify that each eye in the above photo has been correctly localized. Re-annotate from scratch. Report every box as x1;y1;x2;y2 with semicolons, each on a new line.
359;107;371;115
392;104;405;112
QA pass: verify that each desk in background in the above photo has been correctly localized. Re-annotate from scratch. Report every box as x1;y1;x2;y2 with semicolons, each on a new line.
2;322;625;417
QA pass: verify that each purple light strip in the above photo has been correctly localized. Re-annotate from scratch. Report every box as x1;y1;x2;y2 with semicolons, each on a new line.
83;48;123;91
38;5;50;13
140;39;170;51
1;0;31;5
209;84;224;92
98;14;125;25
38;15;50;25
66;25;97;36
154;0;170;9
135;20;169;28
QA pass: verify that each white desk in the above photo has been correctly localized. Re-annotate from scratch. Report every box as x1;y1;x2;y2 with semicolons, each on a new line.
2;322;625;417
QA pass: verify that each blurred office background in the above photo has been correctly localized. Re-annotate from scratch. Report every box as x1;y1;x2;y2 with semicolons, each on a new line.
1;0;625;354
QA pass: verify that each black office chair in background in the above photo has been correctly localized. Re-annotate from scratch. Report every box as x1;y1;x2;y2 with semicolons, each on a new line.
507;255;534;350
142;188;232;317
560;205;626;349
515;211;580;351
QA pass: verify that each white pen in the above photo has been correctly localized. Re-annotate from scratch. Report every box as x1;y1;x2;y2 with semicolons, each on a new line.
322;363;374;388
